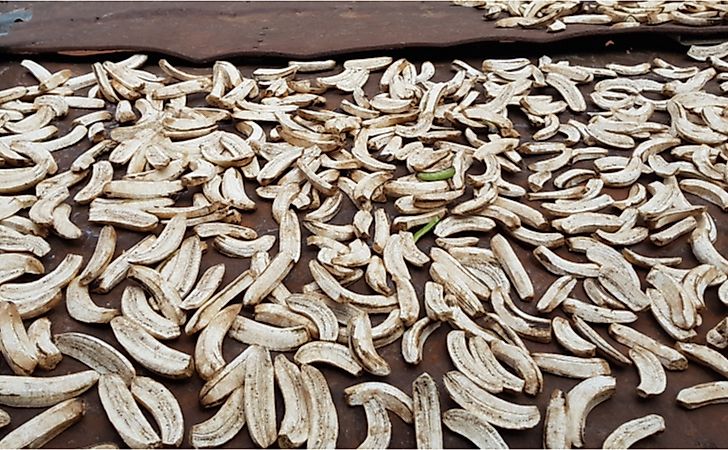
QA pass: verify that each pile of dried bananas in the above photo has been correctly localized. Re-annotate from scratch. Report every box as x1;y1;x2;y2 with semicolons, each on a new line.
453;0;728;32
0;39;726;448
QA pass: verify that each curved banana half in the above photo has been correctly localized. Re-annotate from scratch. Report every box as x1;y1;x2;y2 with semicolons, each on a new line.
0;301;38;375
54;332;136;385
0;398;85;449
442;408;508;450
565;375;616;447
294;341;364;377
110;316;193;379
243;346;277;448
301;364;338;449
602;414;665;449
131;376;184;447
0;370;98;408
412;373;442;449
274;355;309;448
677;381;728;409
357;398;391;450
444;370;540;430
189;386;246;448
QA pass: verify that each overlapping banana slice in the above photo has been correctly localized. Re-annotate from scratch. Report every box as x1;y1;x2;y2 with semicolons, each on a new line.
273;355;309;448
27;317;62;370
121;285;180;340
0;253;82;318
66;277;119;324
356;398;391;450
127;265;185;325
54;332;136;384
190;385;245;448
77;226;116;285
345;382;414;425
447;330;504;394
0;301;38;376
110;316;193;379
199;346;252;408
131;376;184;447
98;374;161;448
552;316;595;357
194;304;241;380
629;346;666;398
444;370;540;430
609;324;688;370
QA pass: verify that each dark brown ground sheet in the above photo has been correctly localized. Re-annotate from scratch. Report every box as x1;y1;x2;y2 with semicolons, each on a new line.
2;1;728;62
0;28;726;450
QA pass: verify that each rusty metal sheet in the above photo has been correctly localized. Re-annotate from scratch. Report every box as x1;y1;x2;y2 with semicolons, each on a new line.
1;1;728;62
0;37;726;449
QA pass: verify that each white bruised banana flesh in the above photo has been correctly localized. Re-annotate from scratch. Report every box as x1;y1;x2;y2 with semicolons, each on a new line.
544;389;568;449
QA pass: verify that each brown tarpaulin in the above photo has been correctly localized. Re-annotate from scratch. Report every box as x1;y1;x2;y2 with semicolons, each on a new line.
0;2;726;449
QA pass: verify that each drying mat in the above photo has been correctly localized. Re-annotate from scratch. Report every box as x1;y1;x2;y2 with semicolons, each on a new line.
1;1;728;61
0;31;726;448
